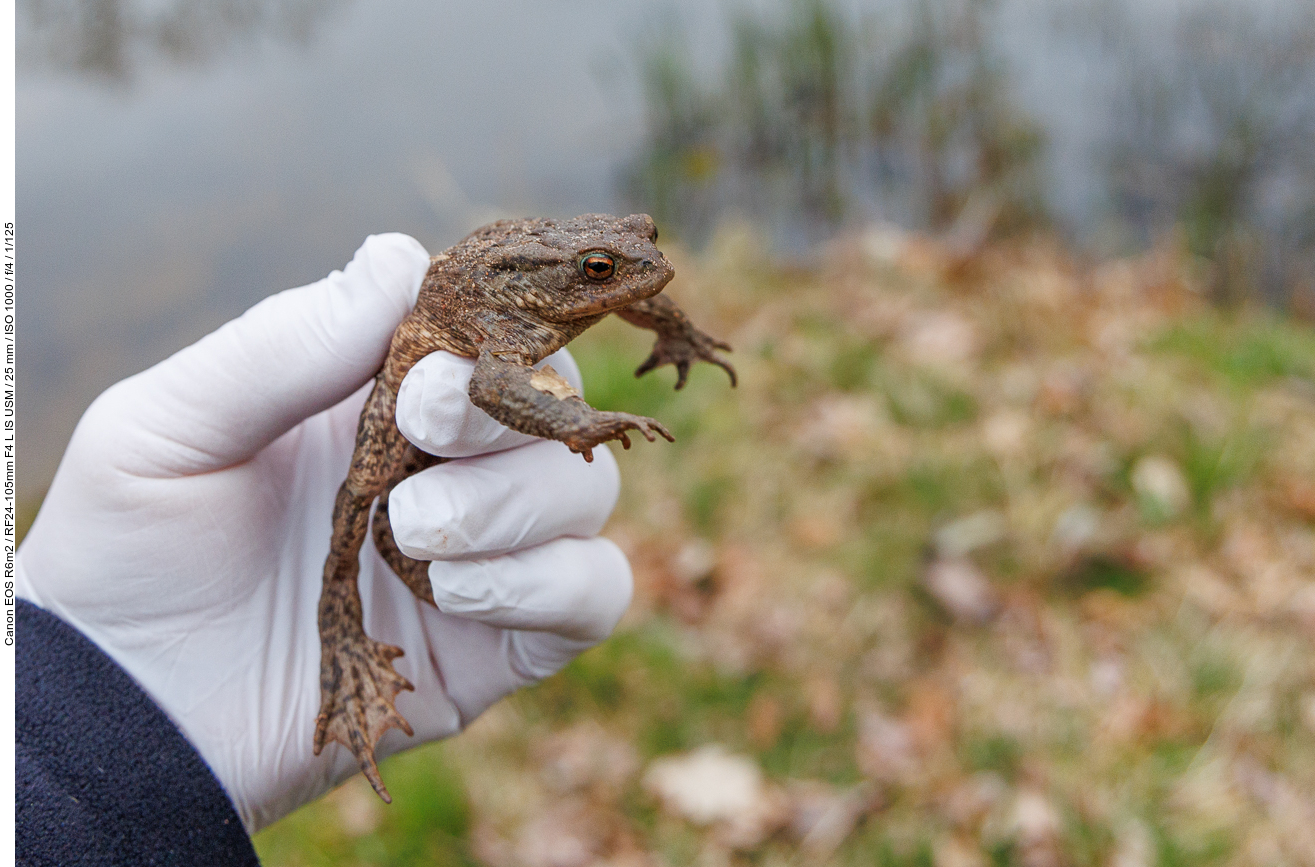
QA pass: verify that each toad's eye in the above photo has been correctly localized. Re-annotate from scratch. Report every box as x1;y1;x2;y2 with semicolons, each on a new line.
579;253;616;281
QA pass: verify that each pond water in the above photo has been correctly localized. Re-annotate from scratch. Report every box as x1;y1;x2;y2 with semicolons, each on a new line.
18;0;724;499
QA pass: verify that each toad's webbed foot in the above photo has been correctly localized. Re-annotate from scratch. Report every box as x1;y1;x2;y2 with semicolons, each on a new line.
316;415;420;804
313;628;415;804
634;333;737;390
617;294;737;389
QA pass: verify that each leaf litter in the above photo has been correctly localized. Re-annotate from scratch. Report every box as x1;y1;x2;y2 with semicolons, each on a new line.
257;225;1315;867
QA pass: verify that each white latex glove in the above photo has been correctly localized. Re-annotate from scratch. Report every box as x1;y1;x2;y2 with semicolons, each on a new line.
16;234;633;833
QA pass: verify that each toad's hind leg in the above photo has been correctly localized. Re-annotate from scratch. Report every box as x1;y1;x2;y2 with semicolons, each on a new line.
314;376;417;803
372;444;444;606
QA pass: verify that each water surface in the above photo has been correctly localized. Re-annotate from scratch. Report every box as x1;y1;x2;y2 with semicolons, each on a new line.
18;0;720;499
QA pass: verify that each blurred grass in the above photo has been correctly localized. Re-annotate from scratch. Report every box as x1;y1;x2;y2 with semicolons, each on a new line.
257;227;1315;867
1154;318;1315;388
254;742;474;866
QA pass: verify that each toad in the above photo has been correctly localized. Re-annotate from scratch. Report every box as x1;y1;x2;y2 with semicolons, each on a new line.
315;213;735;801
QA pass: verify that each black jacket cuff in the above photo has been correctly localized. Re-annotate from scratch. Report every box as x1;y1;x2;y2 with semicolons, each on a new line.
16;599;260;866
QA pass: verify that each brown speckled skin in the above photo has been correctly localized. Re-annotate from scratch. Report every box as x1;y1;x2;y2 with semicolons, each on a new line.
314;214;735;802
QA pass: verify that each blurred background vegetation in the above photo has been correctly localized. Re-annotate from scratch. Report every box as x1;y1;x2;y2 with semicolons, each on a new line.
16;0;1315;865
624;0;1315;310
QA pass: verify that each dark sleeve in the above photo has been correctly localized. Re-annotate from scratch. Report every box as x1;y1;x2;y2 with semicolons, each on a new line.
16;599;261;867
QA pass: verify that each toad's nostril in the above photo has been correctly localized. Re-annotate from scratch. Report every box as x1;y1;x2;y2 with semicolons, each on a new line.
641;259;654;269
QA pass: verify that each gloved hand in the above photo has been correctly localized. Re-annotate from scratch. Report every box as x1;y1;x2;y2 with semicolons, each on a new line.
15;234;633;833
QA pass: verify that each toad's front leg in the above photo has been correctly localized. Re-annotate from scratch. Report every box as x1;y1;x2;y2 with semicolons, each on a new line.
469;348;675;462
314;376;416;803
